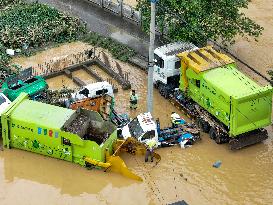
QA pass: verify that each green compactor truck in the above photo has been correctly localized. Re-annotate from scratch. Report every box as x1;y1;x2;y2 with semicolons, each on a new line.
1;92;142;181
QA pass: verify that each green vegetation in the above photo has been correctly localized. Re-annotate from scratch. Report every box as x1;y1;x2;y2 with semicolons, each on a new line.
0;42;14;76
0;0;21;9
0;0;135;78
137;0;263;45
0;1;87;75
83;32;135;62
0;2;86;49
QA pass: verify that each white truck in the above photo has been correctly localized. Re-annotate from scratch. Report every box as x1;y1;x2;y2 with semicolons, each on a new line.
153;42;197;98
72;81;114;101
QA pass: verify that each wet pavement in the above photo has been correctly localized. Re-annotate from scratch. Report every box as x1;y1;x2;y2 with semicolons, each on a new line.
26;0;161;57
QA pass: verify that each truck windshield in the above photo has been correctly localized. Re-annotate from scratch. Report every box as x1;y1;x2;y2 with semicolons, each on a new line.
128;118;144;138
0;95;6;105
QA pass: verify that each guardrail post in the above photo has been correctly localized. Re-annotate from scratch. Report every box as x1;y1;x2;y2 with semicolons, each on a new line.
139;9;142;27
119;0;123;17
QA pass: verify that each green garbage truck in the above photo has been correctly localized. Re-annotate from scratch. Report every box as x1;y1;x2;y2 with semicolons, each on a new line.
1;92;141;180
153;43;272;149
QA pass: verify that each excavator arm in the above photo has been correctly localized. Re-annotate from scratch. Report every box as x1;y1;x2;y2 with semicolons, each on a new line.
84;137;161;181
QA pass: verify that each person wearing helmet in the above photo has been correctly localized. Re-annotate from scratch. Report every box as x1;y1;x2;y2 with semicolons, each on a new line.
145;138;157;162
171;112;185;128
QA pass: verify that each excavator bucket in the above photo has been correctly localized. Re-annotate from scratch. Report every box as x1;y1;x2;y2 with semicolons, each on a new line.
84;137;161;181
106;155;143;181
105;138;161;180
85;154;142;181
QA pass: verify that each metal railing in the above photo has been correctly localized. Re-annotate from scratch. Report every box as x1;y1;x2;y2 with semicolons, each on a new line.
29;47;130;89
87;0;141;25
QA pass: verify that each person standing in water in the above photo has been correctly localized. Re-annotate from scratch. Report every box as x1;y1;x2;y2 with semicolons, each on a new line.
130;90;138;109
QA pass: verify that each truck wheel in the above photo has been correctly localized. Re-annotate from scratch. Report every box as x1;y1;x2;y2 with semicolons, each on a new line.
215;135;224;144
209;127;223;144
197;118;210;133
159;84;169;99
209;127;217;140
154;82;159;89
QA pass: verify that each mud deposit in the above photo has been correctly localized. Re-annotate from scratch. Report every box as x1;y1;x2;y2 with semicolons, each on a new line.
3;8;273;203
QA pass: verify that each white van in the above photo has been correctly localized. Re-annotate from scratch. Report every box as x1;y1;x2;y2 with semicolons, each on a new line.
71;81;114;100
0;93;11;115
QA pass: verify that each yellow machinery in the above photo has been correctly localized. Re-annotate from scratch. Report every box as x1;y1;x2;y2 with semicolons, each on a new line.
85;137;161;181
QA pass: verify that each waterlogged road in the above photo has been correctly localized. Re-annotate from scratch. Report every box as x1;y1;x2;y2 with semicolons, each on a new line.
1;42;273;205
2;0;273;203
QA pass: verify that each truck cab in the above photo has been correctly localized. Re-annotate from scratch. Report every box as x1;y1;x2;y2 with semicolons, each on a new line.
153;42;197;98
119;112;159;144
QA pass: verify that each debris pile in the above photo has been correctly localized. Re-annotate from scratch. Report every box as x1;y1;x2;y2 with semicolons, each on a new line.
64;114;89;136
83;129;109;145
38;88;75;107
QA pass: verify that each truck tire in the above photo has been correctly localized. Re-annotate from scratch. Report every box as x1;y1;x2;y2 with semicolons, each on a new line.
197;118;210;133
159;84;169;99
154;82;159;89
209;127;224;144
209;127;217;140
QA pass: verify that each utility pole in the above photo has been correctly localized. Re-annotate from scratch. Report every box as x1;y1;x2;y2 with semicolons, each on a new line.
147;0;156;113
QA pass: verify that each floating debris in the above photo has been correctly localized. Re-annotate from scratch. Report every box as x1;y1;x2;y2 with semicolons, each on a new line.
213;160;222;168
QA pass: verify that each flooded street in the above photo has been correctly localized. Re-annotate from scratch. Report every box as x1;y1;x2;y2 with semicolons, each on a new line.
2;41;273;205
1;0;273;203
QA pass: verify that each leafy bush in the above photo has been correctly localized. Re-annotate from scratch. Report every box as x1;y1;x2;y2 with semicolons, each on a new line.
0;2;87;49
0;43;19;79
83;32;135;62
0;0;21;9
137;0;263;46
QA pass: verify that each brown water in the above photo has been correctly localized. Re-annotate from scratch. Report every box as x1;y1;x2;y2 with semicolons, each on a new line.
4;1;273;203
46;75;78;90
230;0;273;80
72;69;97;85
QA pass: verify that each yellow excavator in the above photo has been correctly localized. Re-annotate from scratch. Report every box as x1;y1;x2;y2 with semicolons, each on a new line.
85;137;161;181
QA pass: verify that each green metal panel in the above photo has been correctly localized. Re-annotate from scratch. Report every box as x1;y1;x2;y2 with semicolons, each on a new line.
2;93;117;166
202;64;262;98
230;89;272;136
8;118;73;162
1;76;48;101
10;99;75;129
180;64;272;136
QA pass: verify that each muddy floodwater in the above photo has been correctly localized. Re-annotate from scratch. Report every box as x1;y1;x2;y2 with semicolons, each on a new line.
2;41;273;205
2;0;273;202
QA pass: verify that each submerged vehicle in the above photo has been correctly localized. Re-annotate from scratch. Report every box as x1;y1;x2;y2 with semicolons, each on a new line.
1;92;142;180
1;68;48;101
119;112;200;147
153;43;272;149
